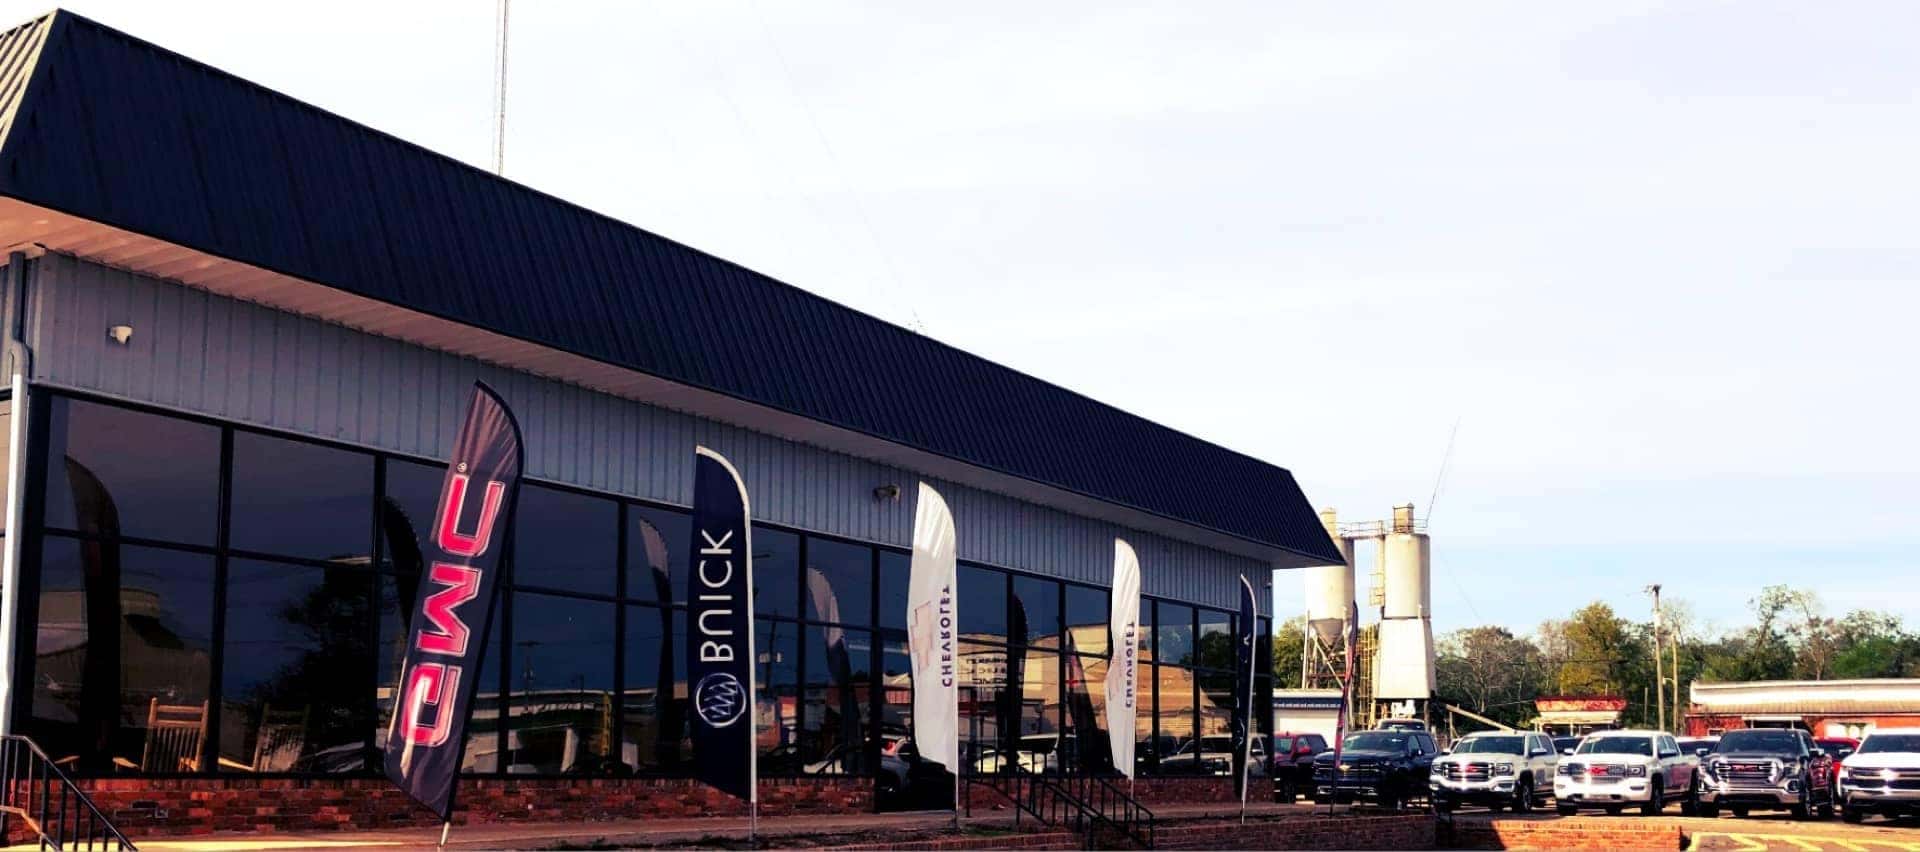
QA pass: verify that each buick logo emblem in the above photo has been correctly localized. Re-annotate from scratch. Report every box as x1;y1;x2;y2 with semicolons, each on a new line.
694;672;747;728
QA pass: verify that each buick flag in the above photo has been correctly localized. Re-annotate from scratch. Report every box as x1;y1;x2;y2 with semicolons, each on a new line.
1105;539;1141;779
384;382;523;820
687;447;757;803
1233;575;1257;805
906;483;959;781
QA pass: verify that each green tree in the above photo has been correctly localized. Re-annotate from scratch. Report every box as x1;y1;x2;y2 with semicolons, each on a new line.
1436;626;1543;728
1272;616;1306;687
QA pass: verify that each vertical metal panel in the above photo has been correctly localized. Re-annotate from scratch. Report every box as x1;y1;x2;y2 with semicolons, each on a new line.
25;254;1263;608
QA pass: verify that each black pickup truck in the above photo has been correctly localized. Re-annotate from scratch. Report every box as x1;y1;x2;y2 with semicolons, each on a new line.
1312;729;1440;809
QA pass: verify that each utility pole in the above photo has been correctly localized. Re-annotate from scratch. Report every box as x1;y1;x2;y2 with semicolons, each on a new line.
492;0;510;176
1646;584;1664;732
1672;627;1683;734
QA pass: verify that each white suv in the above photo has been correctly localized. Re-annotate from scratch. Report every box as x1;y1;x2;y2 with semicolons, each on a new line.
1554;730;1699;816
1839;728;1920;823
1430;731;1559;813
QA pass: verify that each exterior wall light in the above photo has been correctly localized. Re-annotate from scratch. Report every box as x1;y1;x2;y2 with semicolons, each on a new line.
873;484;900;501
107;324;133;345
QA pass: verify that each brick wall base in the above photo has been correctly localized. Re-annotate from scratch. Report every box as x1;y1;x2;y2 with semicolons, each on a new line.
57;777;870;839
1440;815;1684;850
1157;814;1435;850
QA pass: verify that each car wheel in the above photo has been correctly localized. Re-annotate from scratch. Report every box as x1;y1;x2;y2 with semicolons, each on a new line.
1514;777;1534;814
1680;776;1700;817
1557;803;1577;817
1605;805;1623;816
1731;806;1749;818
1698;803;1720;818
1842;806;1863;824
1433;796;1454;814
1276;777;1295;803
1640;778;1664;816
1489;801;1505;813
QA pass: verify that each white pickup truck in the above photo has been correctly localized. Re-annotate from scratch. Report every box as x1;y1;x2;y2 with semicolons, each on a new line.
1429;730;1559;813
1553;729;1700;816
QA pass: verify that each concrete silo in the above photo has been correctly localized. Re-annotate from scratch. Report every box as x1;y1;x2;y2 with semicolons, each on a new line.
1373;504;1436;715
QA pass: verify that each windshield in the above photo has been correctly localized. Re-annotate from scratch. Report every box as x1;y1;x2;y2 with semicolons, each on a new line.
1678;740;1716;754
1343;732;1410;753
1576;736;1652;756
1860;734;1920;754
1719;730;1802;753
1274;737;1294;752
1453;736;1525;755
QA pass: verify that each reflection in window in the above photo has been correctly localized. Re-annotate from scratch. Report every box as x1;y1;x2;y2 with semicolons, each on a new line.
43;398;220;545
804;538;872;626
1197;609;1233;670
1157;603;1194;667
1011;646;1061;773
877;551;909;631
754;529;801;620
1138;664;1163;776
379;459;446;576
1199;672;1235;742
1064;585;1107;657
622;604;685;772
958;565;1006;640
957;642;1005;773
1064;654;1112;773
459;614;503;774
30;538;215;772
220;559;372;773
802;625;871;775
1155;664;1195;751
757;621;800;773
1012;576;1059;649
229;431;373;562
509;594;615;774
628;505;689;605
513;486;616;595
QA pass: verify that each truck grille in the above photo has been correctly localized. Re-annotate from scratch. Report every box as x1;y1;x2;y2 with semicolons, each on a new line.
1444;762;1491;782
1721;761;1776;786
1849;767;1920;790
1579;763;1624;784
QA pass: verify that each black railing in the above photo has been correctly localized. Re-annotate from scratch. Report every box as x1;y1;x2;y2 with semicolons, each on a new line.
0;734;137;851
964;769;1155;849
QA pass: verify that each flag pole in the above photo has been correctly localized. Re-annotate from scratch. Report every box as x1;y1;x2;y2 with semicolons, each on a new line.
437;819;452;852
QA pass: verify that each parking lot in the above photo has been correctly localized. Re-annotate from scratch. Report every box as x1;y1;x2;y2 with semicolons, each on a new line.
1431;800;1920;851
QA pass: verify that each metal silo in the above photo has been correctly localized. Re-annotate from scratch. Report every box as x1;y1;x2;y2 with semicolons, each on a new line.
1304;508;1356;646
1374;504;1435;701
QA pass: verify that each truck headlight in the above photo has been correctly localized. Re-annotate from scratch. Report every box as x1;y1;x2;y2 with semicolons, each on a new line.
1556;764;1573;776
1493;763;1515;776
1626;765;1647;777
1431;763;1444;775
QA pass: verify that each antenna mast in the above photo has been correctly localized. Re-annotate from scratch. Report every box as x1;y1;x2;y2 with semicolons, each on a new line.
492;0;510;175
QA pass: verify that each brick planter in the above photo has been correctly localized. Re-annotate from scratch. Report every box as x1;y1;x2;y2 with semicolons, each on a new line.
1441;815;1684;850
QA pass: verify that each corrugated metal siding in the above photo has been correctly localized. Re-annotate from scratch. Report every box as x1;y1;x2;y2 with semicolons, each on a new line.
0;11;1336;565
26;254;1269;607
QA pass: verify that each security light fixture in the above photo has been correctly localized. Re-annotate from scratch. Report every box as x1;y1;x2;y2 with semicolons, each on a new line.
107;324;133;345
873;484;900;501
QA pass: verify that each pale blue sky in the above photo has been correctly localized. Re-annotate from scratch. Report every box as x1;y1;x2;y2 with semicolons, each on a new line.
15;1;1917;636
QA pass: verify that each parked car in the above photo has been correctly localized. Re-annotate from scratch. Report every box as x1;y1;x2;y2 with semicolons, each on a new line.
1816;737;1860;793
1312;729;1440;810
1553;736;1582;756
1838;728;1920;824
1553;729;1699;816
1159;734;1266;777
1678;736;1720;758
1428;730;1559;813
1697;728;1833;819
1271;733;1329;802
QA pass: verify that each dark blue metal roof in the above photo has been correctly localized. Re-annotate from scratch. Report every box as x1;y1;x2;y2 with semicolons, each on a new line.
0;10;1338;563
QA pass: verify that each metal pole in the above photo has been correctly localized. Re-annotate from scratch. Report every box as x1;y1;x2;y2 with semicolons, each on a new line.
491;0;510;176
1647;584;1664;732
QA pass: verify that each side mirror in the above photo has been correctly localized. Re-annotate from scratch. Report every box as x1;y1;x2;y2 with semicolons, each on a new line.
1561;747;1575;756
1695;747;1711;758
1438;749;1450;757
1530;748;1549;758
1810;748;1826;759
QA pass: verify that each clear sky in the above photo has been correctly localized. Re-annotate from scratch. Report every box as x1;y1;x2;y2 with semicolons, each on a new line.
15;1;1917;636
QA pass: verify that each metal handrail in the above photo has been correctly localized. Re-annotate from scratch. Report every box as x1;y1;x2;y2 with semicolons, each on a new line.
0;734;137;851
964;767;1156;848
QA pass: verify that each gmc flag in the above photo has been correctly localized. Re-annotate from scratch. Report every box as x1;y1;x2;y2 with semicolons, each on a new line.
383;382;524;820
1233;574;1257;805
686;447;757;803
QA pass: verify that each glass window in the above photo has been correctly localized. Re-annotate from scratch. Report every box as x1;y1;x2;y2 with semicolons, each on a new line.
1198;671;1235;743
460;615;504;774
43;398;220;545
378;459;444;580
1064;585;1107;657
957;641;1005;772
1063;654;1111;773
512;485;616;595
1153;664;1195;771
508;593;616;774
804;537;873;627
29;538;215;772
1139;598;1154;659
757;621;801;773
627;505;690;605
1009;644;1061;773
1011;575;1060;649
219;559;372;773
1197;608;1233;670
958;565;1006;640
876;551;909;631
229;431;374;563
622;603;685;772
801;625;871;775
754;528;801;620
1139;663;1165;775
1157;603;1194;667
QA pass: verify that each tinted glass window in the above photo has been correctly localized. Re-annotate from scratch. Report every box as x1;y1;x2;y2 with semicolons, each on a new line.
1064;585;1107;657
801;625;872;774
1198;672;1234;740
1064;653;1111;772
876;550;909;631
1196;608;1233;669
379;459;445;578
1157;603;1194;666
627;505;690;605
622;604;685;772
44;399;220;545
1011;575;1060;648
757;621;801;771
29;539;216;772
219;559;372;773
230;431;373;562
512;485;616;595
459;614;503;774
1720;729;1804;753
754;528;801;620
804;538;872;626
958;564;1007;639
509;593;615;773
957;642;1005;768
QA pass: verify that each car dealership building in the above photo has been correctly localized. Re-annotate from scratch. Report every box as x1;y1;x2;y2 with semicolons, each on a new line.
0;10;1337;834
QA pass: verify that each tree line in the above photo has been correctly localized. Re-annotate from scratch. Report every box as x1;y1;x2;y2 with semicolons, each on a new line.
1273;585;1920;729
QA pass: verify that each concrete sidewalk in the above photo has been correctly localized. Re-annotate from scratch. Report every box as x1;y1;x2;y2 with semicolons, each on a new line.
133;801;1315;851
